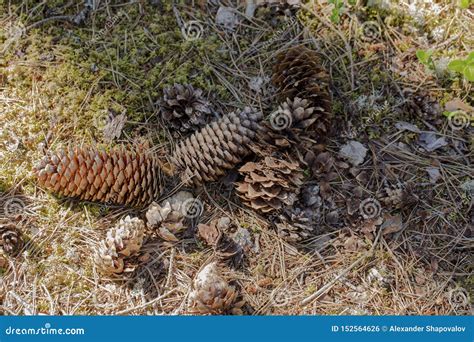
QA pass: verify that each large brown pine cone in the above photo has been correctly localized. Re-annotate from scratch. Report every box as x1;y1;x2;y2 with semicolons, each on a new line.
0;223;23;256
95;216;145;275
159;83;212;134
34;145;162;207
235;155;304;213
188;262;244;315
170;107;264;186
272;46;332;137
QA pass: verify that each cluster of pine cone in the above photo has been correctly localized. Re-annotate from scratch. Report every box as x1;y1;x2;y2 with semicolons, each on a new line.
33;45;332;243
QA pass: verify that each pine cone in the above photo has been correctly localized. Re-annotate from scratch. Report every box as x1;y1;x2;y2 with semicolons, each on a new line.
189;262;244;314
159;83;212;134
171;107;264;186
264;97;329;147
272;46;332;137
95;216;145;275
235;155;304;213
274;208;315;242
0;223;23;256
197;217;244;268
34;145;161;207
402;89;442;125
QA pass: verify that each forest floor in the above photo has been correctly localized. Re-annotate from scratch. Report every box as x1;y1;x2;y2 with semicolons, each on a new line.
0;0;472;315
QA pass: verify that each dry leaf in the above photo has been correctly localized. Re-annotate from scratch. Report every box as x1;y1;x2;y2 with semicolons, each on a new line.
197;222;221;246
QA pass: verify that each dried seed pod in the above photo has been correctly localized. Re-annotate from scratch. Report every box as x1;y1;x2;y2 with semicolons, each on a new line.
95;216;145;275
235;155;304;213
0;223;23;256
159;83;212;134
188;262;244;315
171;107;264;186
34;145;162;207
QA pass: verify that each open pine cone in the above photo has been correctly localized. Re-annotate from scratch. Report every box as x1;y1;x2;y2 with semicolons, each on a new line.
34;145;162;207
235;155;304;213
145;191;197;243
0;223;23;256
159;83;212;134
272;46;332;137
188;262;244;315
95;216;145;275
170;107;264;186
264;97;331;147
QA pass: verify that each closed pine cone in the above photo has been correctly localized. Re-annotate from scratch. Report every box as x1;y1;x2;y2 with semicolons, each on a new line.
272;46;332;137
95;216;145;275
34;145;161;207
171;107;264;186
235;155;304;213
189;262;244;315
0;223;23;256
159;83;212;134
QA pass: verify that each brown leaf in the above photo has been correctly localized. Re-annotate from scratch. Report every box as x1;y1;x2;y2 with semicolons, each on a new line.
197;222;221;246
381;214;403;235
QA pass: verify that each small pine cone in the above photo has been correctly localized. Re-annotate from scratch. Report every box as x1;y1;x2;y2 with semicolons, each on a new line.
171;107;264;186
189;262;244;315
379;185;403;208
265;97;330;146
274;208;314;242
235;155;304;213
95;216;145;275
159;83;212;134
402;89;442;125
34;145;161;207
272;46;332;116
0;223;23;256
146;201;185;242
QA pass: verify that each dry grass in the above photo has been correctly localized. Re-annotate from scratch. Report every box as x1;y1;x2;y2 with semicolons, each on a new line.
0;0;472;315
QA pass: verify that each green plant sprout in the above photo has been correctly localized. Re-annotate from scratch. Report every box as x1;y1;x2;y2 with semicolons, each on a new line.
416;49;435;70
448;52;474;82
328;0;356;23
